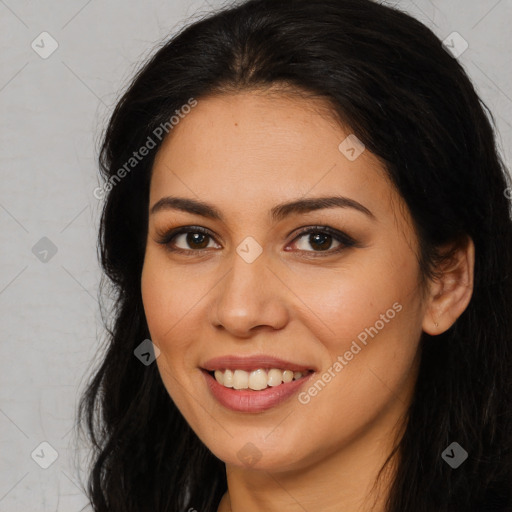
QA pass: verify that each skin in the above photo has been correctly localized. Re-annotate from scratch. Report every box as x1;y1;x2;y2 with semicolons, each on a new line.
141;89;474;512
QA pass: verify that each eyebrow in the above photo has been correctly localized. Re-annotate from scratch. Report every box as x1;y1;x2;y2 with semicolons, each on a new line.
150;195;374;221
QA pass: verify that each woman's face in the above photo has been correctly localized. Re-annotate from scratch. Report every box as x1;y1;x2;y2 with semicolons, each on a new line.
141;90;430;471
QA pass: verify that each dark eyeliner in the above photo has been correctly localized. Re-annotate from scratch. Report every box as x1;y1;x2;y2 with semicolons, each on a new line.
156;224;358;255
290;225;358;254
156;225;213;247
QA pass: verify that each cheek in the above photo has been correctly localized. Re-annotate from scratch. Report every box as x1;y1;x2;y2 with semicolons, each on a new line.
141;261;168;343
295;250;420;348
297;251;423;412
141;251;192;353
141;248;218;380
141;252;201;412
294;274;421;448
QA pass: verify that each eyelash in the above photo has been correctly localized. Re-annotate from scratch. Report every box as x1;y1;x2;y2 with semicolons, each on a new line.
156;225;358;257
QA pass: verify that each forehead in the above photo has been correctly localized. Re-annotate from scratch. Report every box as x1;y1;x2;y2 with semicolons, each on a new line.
150;90;398;220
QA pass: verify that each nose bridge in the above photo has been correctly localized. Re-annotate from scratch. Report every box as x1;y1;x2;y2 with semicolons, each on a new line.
210;243;288;335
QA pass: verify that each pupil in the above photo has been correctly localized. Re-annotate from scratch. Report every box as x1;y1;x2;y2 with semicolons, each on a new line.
310;233;331;251
187;232;208;249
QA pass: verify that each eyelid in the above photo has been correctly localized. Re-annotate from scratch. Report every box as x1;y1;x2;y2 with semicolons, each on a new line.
290;225;357;246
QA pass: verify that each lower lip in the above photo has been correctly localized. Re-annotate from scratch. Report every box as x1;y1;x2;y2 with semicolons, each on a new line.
202;370;314;413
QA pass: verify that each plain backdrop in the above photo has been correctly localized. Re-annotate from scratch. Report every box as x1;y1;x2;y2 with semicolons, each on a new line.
1;0;511;510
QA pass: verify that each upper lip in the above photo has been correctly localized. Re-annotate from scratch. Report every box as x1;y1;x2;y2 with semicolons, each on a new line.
202;355;315;373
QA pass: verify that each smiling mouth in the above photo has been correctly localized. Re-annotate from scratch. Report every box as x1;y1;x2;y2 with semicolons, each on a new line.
205;368;314;391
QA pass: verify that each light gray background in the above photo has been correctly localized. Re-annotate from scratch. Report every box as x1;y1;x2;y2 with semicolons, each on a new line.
1;1;510;510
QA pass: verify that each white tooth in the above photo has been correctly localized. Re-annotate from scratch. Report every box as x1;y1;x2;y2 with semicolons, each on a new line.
233;369;249;389
248;369;268;390
214;370;224;385
282;370;294;383
293;371;303;380
223;369;234;388
267;369;283;387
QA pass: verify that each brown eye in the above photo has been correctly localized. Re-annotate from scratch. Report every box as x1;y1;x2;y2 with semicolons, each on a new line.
175;232;212;250
289;226;357;255
295;232;339;252
157;226;221;253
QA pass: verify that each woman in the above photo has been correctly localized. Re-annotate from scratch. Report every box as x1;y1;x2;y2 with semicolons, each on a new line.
79;0;512;511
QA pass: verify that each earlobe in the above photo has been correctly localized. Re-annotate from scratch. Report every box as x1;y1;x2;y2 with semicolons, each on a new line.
422;237;475;335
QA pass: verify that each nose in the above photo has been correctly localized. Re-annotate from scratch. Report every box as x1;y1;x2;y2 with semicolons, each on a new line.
209;248;290;338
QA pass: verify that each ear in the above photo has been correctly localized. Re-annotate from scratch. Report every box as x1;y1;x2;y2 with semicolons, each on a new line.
422;236;475;335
